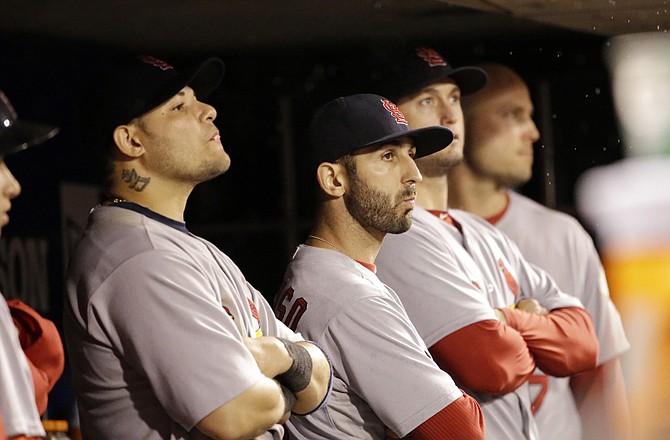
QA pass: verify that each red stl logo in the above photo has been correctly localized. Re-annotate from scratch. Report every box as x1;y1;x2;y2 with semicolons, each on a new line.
137;55;174;71
381;99;408;125
416;47;447;67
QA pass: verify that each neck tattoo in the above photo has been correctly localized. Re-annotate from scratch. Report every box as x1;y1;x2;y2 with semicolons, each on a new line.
307;235;346;255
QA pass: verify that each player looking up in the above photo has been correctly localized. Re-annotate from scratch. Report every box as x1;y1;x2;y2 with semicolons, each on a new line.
0;89;64;440
64;55;332;440
274;93;485;439
449;62;630;440
371;46;600;440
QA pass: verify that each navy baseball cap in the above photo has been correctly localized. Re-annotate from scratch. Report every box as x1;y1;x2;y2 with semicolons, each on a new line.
310;93;453;167
0;90;59;156
80;55;225;154
373;47;488;102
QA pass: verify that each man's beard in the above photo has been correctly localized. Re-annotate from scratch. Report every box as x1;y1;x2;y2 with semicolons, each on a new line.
344;173;415;235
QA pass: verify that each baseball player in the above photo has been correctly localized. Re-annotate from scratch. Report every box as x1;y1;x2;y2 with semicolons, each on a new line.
0;89;64;439
274;94;485;439
449;63;631;440
370;47;600;440
64;55;332;440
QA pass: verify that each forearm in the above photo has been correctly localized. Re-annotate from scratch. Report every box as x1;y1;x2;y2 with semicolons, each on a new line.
244;337;332;415
501;306;598;376
196;377;290;440
429;320;535;395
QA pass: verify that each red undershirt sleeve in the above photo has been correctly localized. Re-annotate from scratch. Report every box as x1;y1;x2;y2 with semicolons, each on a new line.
428;320;535;395
500;306;598;377
409;393;485;440
8;300;65;415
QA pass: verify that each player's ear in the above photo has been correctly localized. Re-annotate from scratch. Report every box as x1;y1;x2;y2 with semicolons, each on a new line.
112;122;145;158
316;162;346;197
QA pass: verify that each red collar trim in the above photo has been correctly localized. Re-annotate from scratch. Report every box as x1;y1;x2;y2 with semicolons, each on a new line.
357;260;377;273
485;192;510;225
428;209;463;233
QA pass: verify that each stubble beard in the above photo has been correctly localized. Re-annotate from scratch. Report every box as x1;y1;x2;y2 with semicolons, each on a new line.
344;173;414;235
151;135;230;184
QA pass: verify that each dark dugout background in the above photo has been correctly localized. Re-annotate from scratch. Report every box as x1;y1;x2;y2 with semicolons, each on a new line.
0;14;621;425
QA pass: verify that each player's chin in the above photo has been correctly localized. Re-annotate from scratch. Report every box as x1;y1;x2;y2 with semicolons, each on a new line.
0;212;9;229
211;154;232;175
388;213;413;235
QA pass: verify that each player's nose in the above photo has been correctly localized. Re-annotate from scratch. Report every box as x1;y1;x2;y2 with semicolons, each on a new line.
200;101;217;122
438;102;458;126
403;155;422;184
0;162;21;200
525;118;540;143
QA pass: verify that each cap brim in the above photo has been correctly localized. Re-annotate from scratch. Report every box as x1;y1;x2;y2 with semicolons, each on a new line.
0;119;59;156
384;65;488;102
363;125;454;158
186;57;225;99
449;66;489;95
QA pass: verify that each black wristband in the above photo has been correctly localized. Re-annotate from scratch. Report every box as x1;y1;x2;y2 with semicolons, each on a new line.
276;338;313;393
280;384;297;413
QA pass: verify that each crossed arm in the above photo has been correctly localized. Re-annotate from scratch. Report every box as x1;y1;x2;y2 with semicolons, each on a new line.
430;300;598;395
196;336;331;440
243;336;332;414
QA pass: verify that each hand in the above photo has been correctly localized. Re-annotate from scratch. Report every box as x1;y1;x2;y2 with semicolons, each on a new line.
244;337;293;379
515;299;549;315
494;308;508;324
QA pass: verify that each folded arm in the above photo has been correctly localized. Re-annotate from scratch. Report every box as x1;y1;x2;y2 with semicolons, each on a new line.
500;306;598;376
429;319;535;395
196;377;292;440
244;336;332;415
197;334;334;440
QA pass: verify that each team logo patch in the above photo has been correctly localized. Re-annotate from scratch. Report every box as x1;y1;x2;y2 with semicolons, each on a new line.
222;305;234;320
247;298;263;337
381;99;408;125
416;47;447;67
138;55;174;71
498;259;519;297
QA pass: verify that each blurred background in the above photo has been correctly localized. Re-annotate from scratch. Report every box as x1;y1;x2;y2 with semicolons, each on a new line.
1;1;668;437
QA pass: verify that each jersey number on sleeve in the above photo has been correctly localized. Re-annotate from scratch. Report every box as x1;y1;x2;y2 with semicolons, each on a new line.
275;286;308;331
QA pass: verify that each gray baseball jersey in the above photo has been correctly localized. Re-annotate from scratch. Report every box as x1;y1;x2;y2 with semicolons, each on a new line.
495;191;629;440
376;206;584;440
64;203;298;440
274;244;464;439
0;294;45;437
